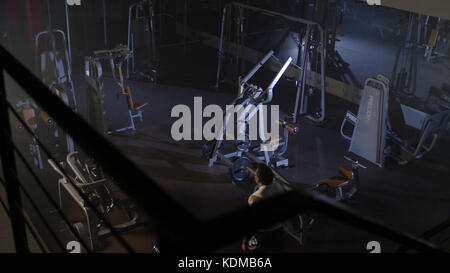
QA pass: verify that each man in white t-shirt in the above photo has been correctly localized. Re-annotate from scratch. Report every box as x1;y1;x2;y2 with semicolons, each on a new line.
242;164;286;252
248;164;285;206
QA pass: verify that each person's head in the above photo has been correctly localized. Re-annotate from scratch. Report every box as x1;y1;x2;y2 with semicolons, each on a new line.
255;164;274;186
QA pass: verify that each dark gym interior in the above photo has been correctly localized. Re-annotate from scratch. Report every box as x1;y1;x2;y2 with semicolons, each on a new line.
0;0;449;254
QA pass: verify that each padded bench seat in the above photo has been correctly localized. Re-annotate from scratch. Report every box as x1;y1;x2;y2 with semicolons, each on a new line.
319;167;354;188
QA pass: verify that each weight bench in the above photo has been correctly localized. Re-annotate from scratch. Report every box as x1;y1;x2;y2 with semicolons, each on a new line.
317;156;365;200
319;168;353;200
115;85;149;133
341;75;449;167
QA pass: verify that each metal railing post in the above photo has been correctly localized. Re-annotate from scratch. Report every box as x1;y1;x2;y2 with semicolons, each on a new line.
103;0;108;49
0;68;30;253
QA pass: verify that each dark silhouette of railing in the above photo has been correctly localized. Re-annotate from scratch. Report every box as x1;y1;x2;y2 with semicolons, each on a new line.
0;44;444;253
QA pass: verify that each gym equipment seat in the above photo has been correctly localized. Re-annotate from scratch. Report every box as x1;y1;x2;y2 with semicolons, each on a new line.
116;85;149;132
318;167;354;200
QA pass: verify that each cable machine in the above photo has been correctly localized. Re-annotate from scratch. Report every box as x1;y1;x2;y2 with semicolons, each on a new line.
215;2;326;124
32;0;77;161
127;0;158;82
391;13;419;98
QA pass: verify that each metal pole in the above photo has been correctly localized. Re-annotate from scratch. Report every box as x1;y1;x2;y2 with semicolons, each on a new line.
184;0;188;54
103;0;108;49
46;0;52;28
319;29;327;122
0;68;30;253
65;1;72;66
299;27;310;119
159;0;163;40
267;57;292;90
215;6;227;89
127;3;135;78
293;25;311;123
149;0;157;64
411;14;418;96
235;6;241;80
239;6;245;75
329;0;339;54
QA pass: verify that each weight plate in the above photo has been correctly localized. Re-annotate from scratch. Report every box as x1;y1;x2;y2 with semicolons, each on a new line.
236;134;250;152
230;157;251;183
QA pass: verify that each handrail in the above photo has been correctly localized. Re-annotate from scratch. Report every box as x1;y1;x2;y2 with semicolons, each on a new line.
0;44;444;253
198;189;441;253
0;176;48;253
0;45;197;251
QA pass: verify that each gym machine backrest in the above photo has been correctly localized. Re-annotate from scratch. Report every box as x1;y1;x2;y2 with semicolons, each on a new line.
348;77;389;167
85;55;109;135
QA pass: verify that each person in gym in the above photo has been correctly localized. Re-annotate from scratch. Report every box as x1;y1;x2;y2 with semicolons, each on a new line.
248;164;285;206
242;164;286;252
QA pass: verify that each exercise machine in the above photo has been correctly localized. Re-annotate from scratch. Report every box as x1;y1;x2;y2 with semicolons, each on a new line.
35;28;77;109
341;75;450;167
32;0;77;159
214;2;327;124
127;0;158;81
48;152;140;251
391;13;419;97
205;51;299;183
85;44;149;135
291;23;327;124
35;28;77;158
